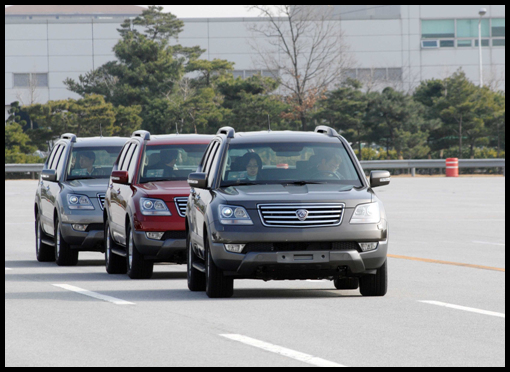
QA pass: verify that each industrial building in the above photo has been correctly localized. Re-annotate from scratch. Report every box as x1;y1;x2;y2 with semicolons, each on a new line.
5;5;506;120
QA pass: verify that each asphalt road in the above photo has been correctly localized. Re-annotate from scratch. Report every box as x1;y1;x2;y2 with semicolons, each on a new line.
5;177;505;367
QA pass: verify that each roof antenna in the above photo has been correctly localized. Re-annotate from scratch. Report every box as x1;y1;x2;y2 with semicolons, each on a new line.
99;123;103;137
267;114;271;132
176;122;179;135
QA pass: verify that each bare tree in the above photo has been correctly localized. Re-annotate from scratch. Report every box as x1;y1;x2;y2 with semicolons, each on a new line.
247;5;354;130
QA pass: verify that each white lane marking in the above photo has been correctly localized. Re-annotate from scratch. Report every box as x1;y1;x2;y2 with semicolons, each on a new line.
220;334;346;367
473;241;505;246
5;268;12;270
52;284;135;305
420;301;505;318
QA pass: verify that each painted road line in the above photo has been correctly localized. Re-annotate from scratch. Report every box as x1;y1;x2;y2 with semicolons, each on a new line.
387;254;505;272
220;334;346;367
5;268;12;270
52;284;135;305
473;241;505;246
419;301;505;318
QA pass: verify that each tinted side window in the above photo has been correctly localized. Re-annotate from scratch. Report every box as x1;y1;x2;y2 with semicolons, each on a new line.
46;144;60;169
55;145;68;179
204;142;219;175
116;143;130;171
121;143;135;171
199;142;214;172
207;143;223;187
127;144;139;182
50;145;64;170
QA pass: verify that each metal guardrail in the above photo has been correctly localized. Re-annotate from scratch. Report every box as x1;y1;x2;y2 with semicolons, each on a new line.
5;159;506;177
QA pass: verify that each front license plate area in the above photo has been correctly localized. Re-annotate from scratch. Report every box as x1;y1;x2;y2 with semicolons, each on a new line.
277;252;330;263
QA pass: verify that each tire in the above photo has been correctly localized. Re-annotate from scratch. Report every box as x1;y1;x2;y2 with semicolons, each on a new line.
126;225;153;279
333;277;359;290
104;220;127;274
205;238;233;298
187;230;206;291
35;213;54;262
54;217;78;266
359;260;387;297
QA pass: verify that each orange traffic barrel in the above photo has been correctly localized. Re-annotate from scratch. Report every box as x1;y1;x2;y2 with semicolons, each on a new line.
446;158;459;177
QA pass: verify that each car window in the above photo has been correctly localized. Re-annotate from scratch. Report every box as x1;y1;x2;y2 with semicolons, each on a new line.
55;145;68;179
48;144;63;170
219;141;362;187
66;146;123;180
204;142;219;175
139;144;208;183
120;143;135;171
127;144;139;183
116;143;130;171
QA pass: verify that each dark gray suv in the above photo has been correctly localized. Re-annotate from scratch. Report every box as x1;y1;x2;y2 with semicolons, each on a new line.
34;134;127;265
186;126;390;298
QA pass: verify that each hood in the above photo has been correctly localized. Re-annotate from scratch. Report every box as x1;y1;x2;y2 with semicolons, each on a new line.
136;180;190;201
64;178;109;196
215;183;373;209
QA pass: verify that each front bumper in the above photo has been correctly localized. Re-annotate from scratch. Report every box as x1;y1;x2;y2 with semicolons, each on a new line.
132;230;186;262
60;223;104;251
207;216;388;278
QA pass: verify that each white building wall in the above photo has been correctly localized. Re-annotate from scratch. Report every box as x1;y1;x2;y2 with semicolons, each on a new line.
4;5;506;115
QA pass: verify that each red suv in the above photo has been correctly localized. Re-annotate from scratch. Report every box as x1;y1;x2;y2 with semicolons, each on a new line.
103;131;213;279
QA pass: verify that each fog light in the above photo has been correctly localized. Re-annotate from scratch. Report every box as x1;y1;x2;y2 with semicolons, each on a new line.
224;244;246;253
146;232;164;240
71;224;88;232
359;242;378;252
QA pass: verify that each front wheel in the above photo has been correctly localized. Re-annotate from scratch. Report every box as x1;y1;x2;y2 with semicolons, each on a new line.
35;213;54;262
187;231;206;291
126;225;153;279
205;238;233;298
359;260;387;297
105;220;127;274
55;218;78;266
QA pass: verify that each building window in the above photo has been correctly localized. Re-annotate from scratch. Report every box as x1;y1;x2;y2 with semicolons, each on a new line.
422;20;455;39
343;68;402;82
387;68;403;81
475;39;490;47
457;39;472;47
492;18;505;37
440;40;455;48
493;38;505;47
13;73;48;88
457;19;490;38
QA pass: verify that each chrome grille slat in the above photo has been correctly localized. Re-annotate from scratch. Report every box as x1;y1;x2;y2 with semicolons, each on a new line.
258;203;345;228
174;197;188;218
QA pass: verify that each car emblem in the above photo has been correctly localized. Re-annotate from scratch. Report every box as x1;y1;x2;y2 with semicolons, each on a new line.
296;209;309;221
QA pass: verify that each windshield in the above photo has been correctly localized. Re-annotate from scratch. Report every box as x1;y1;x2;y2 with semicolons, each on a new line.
220;141;363;187
66;146;123;180
139;144;208;183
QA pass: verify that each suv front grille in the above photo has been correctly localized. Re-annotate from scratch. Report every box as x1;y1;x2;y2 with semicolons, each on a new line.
97;194;105;210
244;241;360;253
174;197;188;218
257;203;345;228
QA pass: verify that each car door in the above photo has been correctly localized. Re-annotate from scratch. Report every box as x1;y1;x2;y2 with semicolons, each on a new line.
41;143;66;235
194;140;221;248
110;140;139;246
108;142;130;242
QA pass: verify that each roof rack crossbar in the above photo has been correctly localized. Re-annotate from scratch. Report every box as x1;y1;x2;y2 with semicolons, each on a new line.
216;126;235;138
314;126;339;137
132;130;151;141
60;133;77;143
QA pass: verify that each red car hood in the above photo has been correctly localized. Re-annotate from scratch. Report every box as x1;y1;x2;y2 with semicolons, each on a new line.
136;180;190;201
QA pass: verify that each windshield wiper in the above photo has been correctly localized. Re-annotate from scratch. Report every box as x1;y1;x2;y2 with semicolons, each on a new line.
282;181;325;186
67;176;97;180
221;182;260;187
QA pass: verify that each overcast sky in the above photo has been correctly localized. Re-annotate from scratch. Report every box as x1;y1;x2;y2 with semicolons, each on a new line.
4;5;268;18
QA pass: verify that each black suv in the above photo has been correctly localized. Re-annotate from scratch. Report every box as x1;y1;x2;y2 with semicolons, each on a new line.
186;126;390;298
34;134;127;265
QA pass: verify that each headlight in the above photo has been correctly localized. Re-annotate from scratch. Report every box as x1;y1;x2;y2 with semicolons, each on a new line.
219;204;253;225
140;198;171;216
350;202;380;224
67;194;94;210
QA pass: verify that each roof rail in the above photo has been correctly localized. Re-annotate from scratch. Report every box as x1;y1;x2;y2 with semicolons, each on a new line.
314;126;339;137
61;133;77;143
216;126;235;138
132;130;151;141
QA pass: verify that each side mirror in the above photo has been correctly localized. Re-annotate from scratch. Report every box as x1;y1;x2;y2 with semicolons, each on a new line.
188;172;208;189
111;170;129;185
41;169;57;182
370;170;390;188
